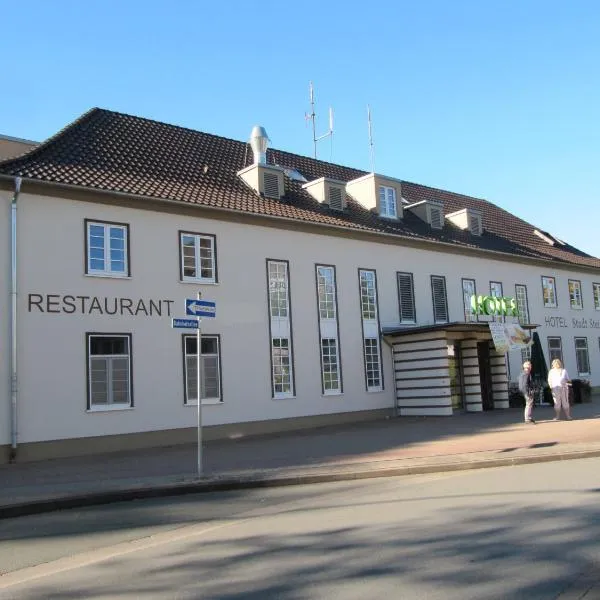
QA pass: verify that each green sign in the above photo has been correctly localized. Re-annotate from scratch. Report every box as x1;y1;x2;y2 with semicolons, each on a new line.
471;294;518;317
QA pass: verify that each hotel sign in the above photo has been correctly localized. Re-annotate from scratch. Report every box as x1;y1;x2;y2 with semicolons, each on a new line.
471;294;518;317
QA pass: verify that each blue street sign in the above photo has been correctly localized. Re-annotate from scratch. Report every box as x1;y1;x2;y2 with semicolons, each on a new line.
185;299;216;318
171;318;200;329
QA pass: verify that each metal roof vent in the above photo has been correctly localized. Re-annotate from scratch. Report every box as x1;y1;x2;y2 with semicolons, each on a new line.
249;126;270;165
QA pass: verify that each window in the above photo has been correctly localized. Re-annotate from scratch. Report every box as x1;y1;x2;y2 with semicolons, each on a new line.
180;232;217;283
321;338;340;392
462;278;476;322
547;337;563;364
490;281;503;322
594;283;600;311
397;272;416;323
86;220;129;277
359;270;377;320
431;275;448;323
87;334;132;410
575;337;590;376
541;276;557;308
317;265;337;320
183;335;222;403
363;339;381;390
268;261;290;319
359;269;382;392
267;260;294;398
272;338;293;396
379;185;397;218
316;265;341;394
568;279;583;310
515;284;530;325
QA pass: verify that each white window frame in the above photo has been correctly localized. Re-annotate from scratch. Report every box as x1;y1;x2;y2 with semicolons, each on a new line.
87;334;132;411
183;334;222;404
267;260;295;399
568;279;583;310
462;278;476;322
575;337;590;376
490;281;504;322
515;284;530;325
316;265;342;395
541;275;557;308
180;231;217;284
359;269;382;392
379;185;397;219
593;283;600;311
86;220;129;277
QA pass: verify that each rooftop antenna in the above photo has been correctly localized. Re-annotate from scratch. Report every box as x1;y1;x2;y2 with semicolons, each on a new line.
306;81;333;160
367;104;375;173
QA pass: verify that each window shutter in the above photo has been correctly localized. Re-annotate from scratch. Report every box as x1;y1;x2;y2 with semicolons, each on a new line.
263;172;280;198
430;206;443;229
431;276;448;323
469;214;482;236
397;273;416;323
328;186;343;210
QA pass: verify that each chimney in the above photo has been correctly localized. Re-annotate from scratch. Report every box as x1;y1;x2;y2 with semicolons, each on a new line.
249;126;270;165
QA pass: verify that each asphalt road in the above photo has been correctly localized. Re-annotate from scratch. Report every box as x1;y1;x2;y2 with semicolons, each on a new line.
1;458;600;599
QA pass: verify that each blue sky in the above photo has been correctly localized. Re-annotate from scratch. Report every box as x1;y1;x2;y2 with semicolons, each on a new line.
2;1;599;258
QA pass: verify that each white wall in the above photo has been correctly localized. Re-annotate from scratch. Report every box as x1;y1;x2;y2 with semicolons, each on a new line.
6;191;600;444
0;191;11;446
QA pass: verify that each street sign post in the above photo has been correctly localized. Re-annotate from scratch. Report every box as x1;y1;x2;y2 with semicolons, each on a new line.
184;295;216;478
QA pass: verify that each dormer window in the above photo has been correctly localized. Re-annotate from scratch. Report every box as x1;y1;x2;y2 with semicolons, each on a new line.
469;212;482;236
446;208;483;236
328;186;344;211
379;185;397;218
429;204;443;229
263;172;280;198
302;177;347;210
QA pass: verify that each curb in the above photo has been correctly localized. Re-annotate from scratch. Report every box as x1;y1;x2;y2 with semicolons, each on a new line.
2;448;600;520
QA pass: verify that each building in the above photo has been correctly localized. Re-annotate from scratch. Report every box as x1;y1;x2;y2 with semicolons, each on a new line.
1;108;599;463
0;134;37;161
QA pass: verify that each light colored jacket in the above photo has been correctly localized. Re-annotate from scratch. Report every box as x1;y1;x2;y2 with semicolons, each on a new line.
548;368;570;388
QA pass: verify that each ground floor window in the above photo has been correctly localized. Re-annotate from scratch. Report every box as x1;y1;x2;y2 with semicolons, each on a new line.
547;336;563;364
575;337;590;376
321;337;341;393
184;335;222;403
272;337;293;397
87;334;132;410
363;338;382;391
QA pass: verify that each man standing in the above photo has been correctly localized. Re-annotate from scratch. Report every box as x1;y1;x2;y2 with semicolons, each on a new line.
518;360;536;424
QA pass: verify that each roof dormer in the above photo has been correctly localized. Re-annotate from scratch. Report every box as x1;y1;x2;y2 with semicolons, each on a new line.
405;200;444;229
345;173;403;219
237;125;285;200
302;177;347;211
446;207;483;236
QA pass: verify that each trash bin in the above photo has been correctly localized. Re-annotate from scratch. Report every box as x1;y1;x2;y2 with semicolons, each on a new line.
571;379;591;403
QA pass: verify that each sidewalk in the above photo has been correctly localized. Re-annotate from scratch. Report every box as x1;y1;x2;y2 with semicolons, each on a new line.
1;398;600;519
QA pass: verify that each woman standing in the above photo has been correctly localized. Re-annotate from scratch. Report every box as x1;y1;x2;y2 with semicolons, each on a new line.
547;359;572;420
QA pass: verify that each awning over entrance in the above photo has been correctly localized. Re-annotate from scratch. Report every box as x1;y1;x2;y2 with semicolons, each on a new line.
382;322;493;339
382;322;509;417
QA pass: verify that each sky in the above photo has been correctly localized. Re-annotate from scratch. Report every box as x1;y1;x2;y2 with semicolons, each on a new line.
2;0;599;258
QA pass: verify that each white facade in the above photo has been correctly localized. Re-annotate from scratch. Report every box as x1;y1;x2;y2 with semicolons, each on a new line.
2;183;600;461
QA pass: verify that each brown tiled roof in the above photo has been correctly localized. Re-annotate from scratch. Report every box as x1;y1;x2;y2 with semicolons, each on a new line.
1;108;598;269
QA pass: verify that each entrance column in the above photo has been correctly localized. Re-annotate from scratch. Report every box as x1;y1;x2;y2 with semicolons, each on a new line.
460;338;482;412
490;345;509;408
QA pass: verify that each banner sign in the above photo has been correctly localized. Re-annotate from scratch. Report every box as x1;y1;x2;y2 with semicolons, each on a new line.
471;294;518;317
488;323;532;353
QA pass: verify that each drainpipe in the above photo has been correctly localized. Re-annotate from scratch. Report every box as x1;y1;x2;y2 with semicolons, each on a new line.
9;176;22;462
